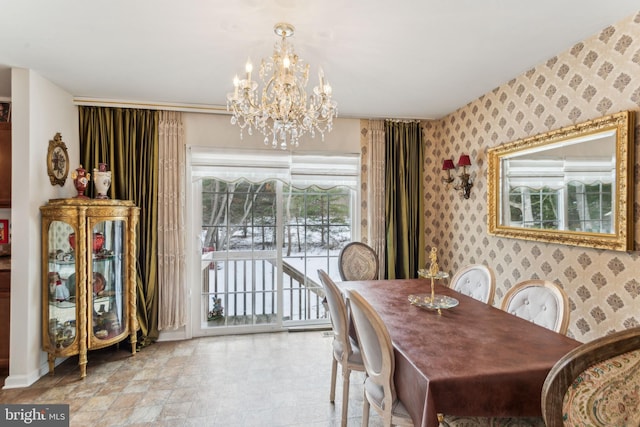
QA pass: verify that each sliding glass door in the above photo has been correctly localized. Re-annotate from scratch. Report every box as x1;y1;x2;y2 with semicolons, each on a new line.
189;149;359;335
200;179;281;330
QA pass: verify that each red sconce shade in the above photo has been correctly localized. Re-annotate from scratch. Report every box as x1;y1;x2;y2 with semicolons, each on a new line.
457;154;471;167
442;159;455;170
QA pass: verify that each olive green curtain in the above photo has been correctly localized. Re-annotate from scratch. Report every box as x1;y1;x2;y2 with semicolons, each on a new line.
78;106;160;345
384;120;425;279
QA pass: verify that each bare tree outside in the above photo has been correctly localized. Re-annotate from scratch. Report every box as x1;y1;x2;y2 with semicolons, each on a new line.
201;179;351;255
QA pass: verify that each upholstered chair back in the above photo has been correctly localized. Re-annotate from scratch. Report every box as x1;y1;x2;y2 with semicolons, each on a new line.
346;289;413;426
501;280;569;334
319;269;351;350
338;242;379;281
449;264;496;305
317;269;365;426
346;290;390;391
542;327;640;427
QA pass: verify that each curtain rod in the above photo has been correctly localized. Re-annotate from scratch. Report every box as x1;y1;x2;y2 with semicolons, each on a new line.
384;118;423;123
73;97;230;114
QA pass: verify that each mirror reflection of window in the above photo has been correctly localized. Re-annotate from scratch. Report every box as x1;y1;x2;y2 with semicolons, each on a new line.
501;153;615;233
567;182;612;233
507;181;612;233
508;186;560;229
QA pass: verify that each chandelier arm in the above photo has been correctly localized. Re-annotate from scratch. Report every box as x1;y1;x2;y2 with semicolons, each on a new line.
239;92;260;112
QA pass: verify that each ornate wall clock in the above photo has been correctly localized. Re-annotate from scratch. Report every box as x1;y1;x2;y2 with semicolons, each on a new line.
47;132;69;186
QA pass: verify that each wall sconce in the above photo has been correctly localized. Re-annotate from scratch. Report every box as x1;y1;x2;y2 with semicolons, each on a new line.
442;154;473;199
441;159;455;183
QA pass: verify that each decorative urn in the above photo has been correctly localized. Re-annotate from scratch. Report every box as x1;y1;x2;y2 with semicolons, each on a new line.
71;165;90;198
93;163;112;199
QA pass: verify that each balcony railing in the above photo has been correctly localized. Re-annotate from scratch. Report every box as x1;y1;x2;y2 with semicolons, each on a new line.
202;255;328;327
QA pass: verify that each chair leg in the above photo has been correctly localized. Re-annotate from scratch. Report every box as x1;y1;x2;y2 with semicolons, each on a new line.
330;357;338;403
362;389;370;427
341;366;351;427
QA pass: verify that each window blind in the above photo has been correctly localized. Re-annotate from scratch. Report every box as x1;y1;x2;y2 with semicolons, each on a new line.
189;147;360;189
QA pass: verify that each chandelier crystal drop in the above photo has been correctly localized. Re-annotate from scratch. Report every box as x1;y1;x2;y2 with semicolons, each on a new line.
226;23;338;150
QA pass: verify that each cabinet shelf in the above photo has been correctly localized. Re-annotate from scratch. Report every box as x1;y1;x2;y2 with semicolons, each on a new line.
48;254;115;266
41;198;140;378
93;254;116;262
48;259;75;266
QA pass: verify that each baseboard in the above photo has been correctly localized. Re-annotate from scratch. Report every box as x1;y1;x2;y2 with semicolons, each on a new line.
157;327;188;342
2;369;41;390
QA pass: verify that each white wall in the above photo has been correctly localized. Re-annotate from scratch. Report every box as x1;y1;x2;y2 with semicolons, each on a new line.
4;68;78;389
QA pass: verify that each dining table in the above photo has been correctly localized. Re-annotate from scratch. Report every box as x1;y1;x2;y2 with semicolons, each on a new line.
336;278;581;427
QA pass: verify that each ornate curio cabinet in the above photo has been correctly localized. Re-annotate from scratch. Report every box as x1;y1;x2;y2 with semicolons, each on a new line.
40;198;140;378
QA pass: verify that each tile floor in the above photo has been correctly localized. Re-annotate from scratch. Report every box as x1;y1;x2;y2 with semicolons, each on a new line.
0;331;384;426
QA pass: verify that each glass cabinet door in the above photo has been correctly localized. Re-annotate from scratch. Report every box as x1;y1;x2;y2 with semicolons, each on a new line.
46;220;77;349
91;220;126;341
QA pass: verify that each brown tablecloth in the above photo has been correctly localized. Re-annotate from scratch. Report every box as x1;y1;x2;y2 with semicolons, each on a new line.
337;279;581;427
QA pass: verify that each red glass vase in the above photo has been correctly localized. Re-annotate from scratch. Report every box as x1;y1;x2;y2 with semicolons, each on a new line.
68;232;104;253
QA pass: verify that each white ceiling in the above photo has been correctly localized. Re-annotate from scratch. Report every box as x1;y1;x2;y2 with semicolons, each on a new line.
0;1;638;119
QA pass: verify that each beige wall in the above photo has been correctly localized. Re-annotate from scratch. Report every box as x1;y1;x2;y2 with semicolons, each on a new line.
422;11;640;342
184;112;361;154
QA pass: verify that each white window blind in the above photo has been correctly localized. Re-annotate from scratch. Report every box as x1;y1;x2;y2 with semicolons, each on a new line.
189;147;360;189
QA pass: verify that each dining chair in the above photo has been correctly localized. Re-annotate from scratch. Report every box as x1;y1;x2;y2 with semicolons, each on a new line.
345;289;413;427
317;270;365;427
439;415;545;426
501;279;570;335
449;264;496;305
541;326;640;427
338;242;379;281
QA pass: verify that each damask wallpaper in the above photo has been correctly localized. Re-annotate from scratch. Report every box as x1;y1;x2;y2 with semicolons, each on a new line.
361;10;640;342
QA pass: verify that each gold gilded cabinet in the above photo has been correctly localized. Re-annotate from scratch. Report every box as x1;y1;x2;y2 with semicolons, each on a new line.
40;198;139;378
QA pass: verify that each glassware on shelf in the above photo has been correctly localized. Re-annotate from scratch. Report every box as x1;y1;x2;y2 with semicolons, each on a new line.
69;232;104;252
41;199;140;378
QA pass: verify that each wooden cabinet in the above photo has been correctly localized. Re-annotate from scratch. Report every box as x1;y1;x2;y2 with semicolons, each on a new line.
40;198;139;378
0;123;10;207
0;267;9;375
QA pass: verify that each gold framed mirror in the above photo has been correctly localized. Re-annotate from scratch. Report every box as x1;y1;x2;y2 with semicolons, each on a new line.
487;110;634;251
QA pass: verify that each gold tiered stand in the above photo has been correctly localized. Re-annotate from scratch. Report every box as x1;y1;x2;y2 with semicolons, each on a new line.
415;270;450;314
413;248;458;314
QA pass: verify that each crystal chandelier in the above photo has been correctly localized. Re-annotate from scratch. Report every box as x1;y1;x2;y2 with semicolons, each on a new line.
227;23;338;150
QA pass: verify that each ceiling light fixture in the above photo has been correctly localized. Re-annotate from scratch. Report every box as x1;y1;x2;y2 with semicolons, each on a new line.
227;23;338;150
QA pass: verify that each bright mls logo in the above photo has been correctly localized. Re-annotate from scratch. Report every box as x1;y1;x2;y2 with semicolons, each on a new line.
1;404;69;426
